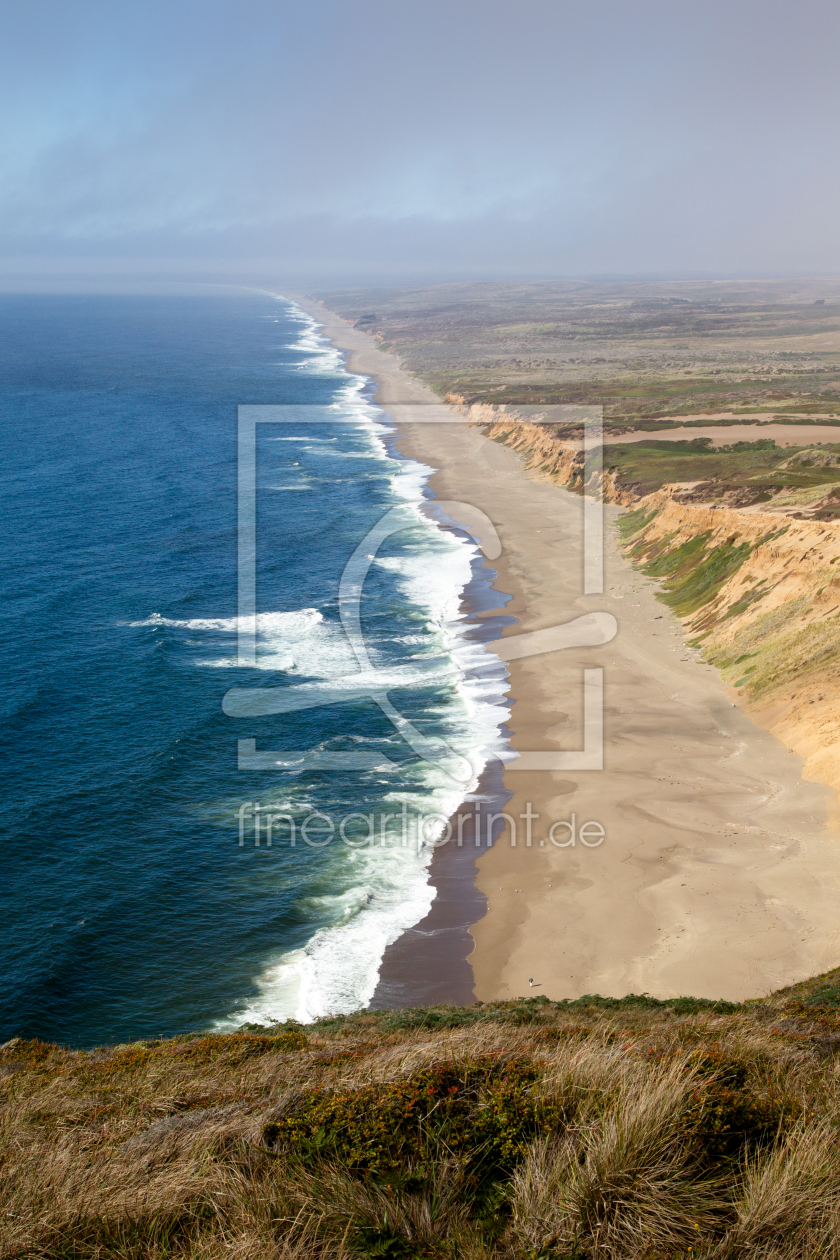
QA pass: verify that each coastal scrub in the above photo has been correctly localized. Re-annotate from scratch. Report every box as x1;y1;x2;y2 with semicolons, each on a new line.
4;976;840;1258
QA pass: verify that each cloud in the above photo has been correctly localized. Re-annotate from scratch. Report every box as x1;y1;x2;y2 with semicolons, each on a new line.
1;0;839;277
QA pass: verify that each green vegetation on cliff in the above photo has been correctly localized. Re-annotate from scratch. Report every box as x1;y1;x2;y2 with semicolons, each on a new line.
706;602;840;703
625;529;754;619
619;512;792;631
606;439;840;504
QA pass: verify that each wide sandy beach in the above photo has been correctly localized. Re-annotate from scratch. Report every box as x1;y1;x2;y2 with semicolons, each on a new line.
291;295;840;1003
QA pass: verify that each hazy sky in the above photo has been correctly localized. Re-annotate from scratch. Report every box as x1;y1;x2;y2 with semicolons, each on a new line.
1;0;839;281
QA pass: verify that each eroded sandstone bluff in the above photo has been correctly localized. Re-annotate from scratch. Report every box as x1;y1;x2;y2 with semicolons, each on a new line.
472;408;840;798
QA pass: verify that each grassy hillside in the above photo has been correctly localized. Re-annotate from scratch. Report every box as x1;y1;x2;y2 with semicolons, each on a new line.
604;439;840;506
314;278;840;427
478;415;840;512
5;975;840;1258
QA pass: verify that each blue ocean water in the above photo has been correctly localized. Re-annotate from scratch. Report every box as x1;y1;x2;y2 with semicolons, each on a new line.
0;293;508;1047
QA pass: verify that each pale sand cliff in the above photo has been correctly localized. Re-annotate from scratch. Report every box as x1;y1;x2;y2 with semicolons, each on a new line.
290;296;840;1003
479;414;840;797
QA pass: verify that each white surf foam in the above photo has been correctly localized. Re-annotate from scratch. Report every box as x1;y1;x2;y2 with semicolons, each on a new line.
212;300;512;1026
126;607;359;674
225;840;435;1026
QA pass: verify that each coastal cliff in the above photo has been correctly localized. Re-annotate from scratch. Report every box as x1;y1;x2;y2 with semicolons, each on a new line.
458;407;638;504
477;409;840;798
622;497;840;796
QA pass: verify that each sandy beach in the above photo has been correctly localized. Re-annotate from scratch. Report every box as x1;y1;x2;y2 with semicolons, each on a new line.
291;295;840;1003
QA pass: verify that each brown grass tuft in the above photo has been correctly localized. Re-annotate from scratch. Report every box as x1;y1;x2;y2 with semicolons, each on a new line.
4;986;840;1258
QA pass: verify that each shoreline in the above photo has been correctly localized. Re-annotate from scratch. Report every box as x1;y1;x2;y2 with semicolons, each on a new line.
371;533;514;1008
290;293;840;1004
371;759;510;1009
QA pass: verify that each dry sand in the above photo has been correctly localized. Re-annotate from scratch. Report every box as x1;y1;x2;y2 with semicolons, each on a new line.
290;295;840;1003
604;422;840;447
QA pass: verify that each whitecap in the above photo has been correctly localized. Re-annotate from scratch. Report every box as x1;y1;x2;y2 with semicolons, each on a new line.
211;299;511;1025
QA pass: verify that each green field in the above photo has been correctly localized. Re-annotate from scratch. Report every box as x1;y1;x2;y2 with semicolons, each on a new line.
602;439;840;504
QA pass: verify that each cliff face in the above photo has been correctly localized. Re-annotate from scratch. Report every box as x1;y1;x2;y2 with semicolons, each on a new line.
622;497;840;795
475;409;840;797
9;978;840;1260
470;411;638;505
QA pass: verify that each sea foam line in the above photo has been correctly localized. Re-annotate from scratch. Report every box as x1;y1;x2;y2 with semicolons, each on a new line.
216;300;511;1028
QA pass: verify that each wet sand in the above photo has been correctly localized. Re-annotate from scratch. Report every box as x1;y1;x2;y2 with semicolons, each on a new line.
371;762;509;1010
291;295;840;1003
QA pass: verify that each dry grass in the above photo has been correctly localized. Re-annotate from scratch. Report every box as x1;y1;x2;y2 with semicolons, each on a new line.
4;984;840;1259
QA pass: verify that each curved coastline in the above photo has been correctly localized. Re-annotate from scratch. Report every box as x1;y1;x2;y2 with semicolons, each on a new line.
287;293;840;1006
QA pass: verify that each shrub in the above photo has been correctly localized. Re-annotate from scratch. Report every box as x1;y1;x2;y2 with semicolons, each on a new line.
800;983;840;1008
263;1058;561;1194
681;1050;800;1163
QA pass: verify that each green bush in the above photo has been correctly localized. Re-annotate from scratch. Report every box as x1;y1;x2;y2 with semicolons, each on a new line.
379;998;552;1033
681;1049;799;1162
264;1058;560;1190
557;993;740;1015
353;1225;423;1258
799;984;840;1008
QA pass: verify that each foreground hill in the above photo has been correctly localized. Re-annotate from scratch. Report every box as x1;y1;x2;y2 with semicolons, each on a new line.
4;973;840;1258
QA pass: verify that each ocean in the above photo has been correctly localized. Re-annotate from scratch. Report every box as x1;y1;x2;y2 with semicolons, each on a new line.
0;292;509;1047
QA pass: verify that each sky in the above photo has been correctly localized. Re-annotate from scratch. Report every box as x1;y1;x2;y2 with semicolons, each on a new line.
1;0;839;284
